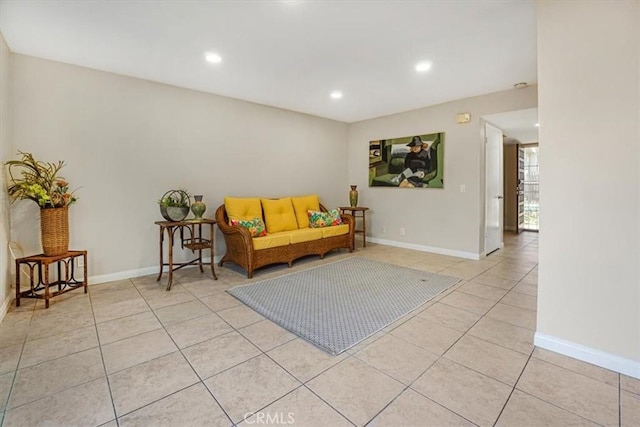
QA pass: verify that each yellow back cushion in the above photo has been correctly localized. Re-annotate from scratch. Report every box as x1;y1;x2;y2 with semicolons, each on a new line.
291;195;320;229
224;197;262;221
261;198;298;233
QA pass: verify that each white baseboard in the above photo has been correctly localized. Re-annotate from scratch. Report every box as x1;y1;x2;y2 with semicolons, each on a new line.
89;256;221;285
1;257;223;310
534;332;640;379
0;294;11;324
367;237;481;260
89;265;160;285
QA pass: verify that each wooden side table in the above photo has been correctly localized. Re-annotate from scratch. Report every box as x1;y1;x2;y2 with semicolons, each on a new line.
155;219;218;291
338;207;370;248
15;250;88;309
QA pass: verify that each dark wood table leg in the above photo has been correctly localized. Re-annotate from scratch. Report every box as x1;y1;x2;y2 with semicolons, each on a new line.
83;252;88;293
166;226;174;291
362;211;367;247
210;223;218;280
198;224;204;273
156;226;164;281
57;260;62;293
15;260;20;307
44;263;50;309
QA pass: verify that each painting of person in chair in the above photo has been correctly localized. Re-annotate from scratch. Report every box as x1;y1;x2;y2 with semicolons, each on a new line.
404;136;431;173
369;131;444;189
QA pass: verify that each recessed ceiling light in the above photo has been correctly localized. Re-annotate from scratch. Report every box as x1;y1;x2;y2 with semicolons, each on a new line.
204;52;222;64
330;91;343;99
514;82;528;89
535;123;540;127
415;61;432;72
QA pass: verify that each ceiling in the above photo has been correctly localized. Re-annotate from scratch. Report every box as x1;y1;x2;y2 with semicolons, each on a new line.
484;107;539;144
0;0;537;123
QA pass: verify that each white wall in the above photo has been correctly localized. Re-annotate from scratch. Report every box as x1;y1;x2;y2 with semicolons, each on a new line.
0;32;13;318
536;0;640;375
11;54;348;280
347;87;537;258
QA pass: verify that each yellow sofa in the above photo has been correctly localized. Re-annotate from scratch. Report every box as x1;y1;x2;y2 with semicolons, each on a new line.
215;195;355;278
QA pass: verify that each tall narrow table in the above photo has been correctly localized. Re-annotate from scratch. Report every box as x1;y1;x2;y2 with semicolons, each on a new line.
15;250;88;308
155;219;218;291
338;206;370;248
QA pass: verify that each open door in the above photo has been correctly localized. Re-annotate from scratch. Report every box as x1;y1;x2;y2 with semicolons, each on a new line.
485;122;504;255
517;145;525;234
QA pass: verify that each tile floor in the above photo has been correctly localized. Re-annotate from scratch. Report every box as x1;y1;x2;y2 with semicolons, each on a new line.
0;233;638;426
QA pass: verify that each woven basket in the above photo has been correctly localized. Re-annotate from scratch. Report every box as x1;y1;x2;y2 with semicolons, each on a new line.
40;206;69;256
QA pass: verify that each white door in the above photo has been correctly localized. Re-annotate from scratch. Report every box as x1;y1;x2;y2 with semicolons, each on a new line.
485;122;504;255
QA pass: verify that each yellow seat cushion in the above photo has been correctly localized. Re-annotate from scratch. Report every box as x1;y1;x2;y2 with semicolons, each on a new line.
252;232;290;250
321;224;350;238
225;197;262;221
291;195;320;229
261;198;298;233
285;228;323;244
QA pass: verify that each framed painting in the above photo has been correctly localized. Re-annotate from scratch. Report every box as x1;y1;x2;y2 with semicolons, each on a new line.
368;132;445;188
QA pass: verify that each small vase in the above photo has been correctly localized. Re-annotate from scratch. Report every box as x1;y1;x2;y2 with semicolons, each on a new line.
349;185;358;207
191;195;207;220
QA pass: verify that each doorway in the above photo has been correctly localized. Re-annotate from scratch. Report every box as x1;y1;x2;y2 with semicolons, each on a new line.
483;107;539;239
521;144;539;231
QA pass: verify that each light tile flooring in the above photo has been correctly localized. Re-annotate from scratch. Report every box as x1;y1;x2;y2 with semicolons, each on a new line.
0;233;638;426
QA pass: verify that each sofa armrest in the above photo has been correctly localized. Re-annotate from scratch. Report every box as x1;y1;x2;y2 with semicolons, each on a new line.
317;203;355;239
340;213;355;230
215;205;255;248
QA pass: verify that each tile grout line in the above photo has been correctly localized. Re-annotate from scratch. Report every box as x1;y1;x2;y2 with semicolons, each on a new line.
511;385;611;425
618;373;622;426
1;295;92;422
1;295;38;421
246;330;362;427
348;338;480;426
2;282;132;424
12;234;622;427
129;274;237;426
338;260;522;424
372;244;539;425
173;269;337;425
229;326;314;424
89;278;142;427
425;268;539;392
491;348;536;426
514;355;621;425
276;239;536;424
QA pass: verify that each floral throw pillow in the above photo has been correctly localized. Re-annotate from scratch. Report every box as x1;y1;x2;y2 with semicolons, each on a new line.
230;217;267;237
308;209;343;228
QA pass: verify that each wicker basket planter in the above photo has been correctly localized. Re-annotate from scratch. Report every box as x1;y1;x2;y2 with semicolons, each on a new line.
160;205;190;222
159;190;191;221
40;206;69;256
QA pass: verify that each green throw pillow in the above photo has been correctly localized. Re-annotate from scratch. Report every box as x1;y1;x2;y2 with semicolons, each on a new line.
308;209;343;228
230;217;267;237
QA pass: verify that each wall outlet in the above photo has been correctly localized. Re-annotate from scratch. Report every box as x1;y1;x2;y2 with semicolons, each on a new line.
400;227;406;236
460;184;466;193
76;257;84;268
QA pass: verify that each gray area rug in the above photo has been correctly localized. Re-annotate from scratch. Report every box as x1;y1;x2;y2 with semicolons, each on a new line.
227;257;460;355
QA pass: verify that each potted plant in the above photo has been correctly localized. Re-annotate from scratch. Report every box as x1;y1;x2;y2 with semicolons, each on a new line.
5;151;79;256
158;189;191;221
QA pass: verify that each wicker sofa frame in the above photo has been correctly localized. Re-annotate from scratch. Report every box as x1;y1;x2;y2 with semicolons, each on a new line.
215;203;355;278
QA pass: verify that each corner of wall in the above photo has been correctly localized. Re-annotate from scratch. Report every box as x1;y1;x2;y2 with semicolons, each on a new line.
0;31;15;321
